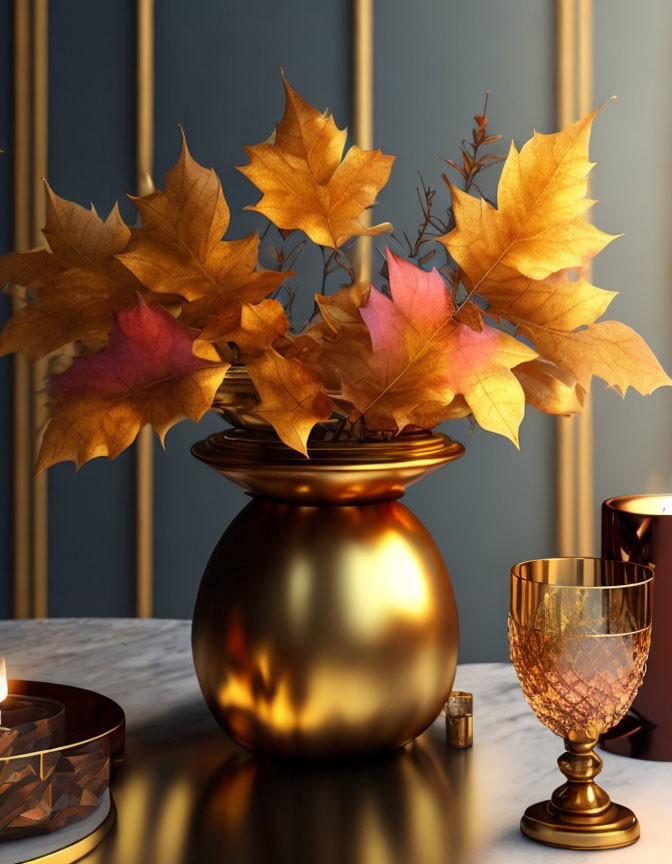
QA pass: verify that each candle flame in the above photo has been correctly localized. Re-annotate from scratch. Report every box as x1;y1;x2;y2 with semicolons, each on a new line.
0;657;7;704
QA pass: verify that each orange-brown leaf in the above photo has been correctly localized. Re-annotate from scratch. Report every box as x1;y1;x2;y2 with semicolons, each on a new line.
0;188;143;360
238;72;395;249
118;131;286;340
291;282;376;397
514;359;585;415
474;269;616;332
226;298;290;353
37;298;228;471
520;321;672;396
227;299;332;455
244;349;333;456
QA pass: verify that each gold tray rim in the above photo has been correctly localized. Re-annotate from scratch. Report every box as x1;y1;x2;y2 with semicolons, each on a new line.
1;680;124;763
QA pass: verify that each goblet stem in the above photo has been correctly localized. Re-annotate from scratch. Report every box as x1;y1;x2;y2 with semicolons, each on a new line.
550;737;612;817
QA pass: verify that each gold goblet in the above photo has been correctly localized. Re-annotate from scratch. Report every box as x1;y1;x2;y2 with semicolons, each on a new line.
509;557;653;850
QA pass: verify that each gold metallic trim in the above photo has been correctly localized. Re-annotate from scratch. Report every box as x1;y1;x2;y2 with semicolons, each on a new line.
12;0;31;618
3;679;125;762
556;0;575;130
135;0;155;618
556;0;577;556
556;415;576;555
32;0;49;618
137;0;155;198
576;0;594;556
13;0;48;617
578;0;593;117
555;0;594;556
353;0;373;283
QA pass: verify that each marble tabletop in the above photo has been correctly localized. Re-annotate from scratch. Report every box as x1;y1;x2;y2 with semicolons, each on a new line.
0;618;670;864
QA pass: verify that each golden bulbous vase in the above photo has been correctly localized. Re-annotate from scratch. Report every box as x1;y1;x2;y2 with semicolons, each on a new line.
191;429;463;759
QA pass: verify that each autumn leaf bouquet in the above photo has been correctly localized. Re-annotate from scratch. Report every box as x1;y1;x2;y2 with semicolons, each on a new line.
0;74;669;470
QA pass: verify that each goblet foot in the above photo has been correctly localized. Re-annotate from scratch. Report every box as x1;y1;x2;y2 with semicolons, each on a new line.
521;801;639;850
520;737;640;850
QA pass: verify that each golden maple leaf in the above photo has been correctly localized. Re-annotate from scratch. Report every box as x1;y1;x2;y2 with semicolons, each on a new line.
227;299;333;455
238;72;395;249
0;186;144;360
117;130;287;343
440;107;671;405
37;298;228;471
445;108;617;282
514;359;585;415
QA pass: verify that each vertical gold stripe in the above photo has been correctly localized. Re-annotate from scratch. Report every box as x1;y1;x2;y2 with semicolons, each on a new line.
557;0;576;129
577;0;593;117
576;0;594;556
31;0;48;236
12;0;31;618
32;0;49;617
556;0;577;556
556;417;577;555
137;0;155;198
136;428;154;618
555;0;595;556
135;0;155;618
353;0;374;283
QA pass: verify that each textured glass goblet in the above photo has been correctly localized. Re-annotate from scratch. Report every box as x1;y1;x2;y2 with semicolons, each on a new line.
509;557;652;850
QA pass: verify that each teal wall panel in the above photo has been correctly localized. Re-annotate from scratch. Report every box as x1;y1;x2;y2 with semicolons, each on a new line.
47;0;136;616
592;0;672;521
376;0;556;661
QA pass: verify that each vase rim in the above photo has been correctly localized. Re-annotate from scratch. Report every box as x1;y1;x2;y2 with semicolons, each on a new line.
193;428;464;467
191;429;464;504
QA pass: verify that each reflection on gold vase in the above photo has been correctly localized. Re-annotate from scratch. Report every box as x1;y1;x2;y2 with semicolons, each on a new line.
191;429;462;758
509;557;653;850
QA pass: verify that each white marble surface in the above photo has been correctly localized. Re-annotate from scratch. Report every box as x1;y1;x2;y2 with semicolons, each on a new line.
0;618;670;864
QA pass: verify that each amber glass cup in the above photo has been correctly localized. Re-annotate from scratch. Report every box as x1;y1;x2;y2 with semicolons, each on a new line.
509;558;652;850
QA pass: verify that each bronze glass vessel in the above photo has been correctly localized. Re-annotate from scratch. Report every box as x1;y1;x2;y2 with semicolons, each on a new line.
191;428;462;759
509;557;653;850
0;679;124;856
602;494;672;760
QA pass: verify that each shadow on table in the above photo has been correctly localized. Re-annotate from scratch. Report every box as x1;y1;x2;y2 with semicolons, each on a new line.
125;698;222;749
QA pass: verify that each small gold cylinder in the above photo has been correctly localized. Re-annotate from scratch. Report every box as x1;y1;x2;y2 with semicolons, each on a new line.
445;691;473;749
